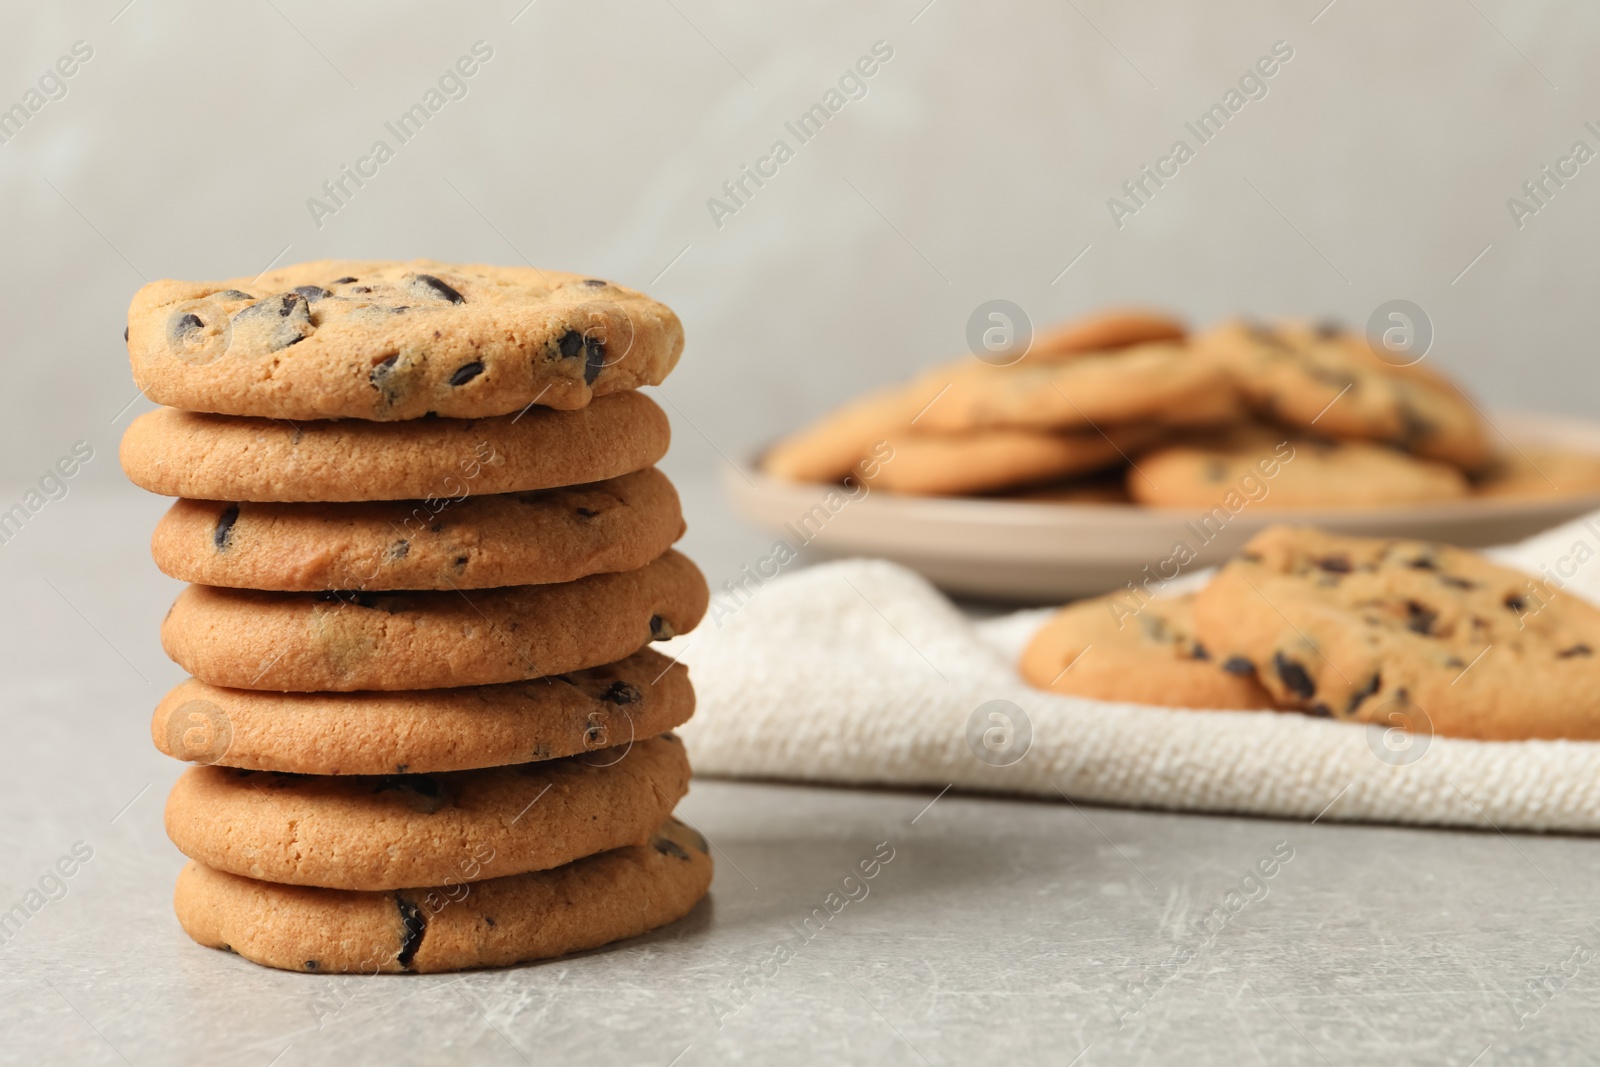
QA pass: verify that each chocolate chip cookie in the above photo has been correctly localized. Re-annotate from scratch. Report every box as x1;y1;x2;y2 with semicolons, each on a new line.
127;259;684;421
870;425;1163;496
152;648;692;774
1028;308;1187;360
909;344;1241;436
1129;427;1469;508
1197;320;1492;471
1193;526;1600;739
173;816;711;973
165;734;690;890
151;468;683;591
1021;593;1275;709
120;391;669;503
160;549;708;692
1474;445;1600;500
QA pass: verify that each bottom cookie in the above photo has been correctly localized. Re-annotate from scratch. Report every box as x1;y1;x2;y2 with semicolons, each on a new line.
174;817;712;974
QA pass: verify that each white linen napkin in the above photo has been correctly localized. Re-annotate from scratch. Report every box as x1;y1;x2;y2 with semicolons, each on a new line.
671;510;1600;833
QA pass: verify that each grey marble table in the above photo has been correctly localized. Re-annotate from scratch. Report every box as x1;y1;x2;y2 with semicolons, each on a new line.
4;482;1600;1066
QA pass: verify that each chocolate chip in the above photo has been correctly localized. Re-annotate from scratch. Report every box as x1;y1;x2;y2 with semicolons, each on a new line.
1272;652;1316;699
1222;656;1255;676
1346;673;1381;714
123;326;128;342
1558;644;1593;658
214;504;240;551
232;292;312;352
1316;556;1352;574
1408;557;1438;571
652;836;692;861
1190;641;1210;661
332;276;358;284
649;614;675;640
1314;320;1343;339
448;361;484;386
1404;601;1438;636
1308;703;1333;717
1439;575;1476;590
370;354;400;396
292;285;331;302
575;507;599;518
396;898;426;969
1504;594;1528;613
602;681;642;705
352;286;372;293
484;917;497;927
454;555;468;568
214;290;253;300
168;312;205;345
388;540;410;560
413;273;465;304
584;338;606;385
304;960;319;971
582;279;607;287
558;329;584;359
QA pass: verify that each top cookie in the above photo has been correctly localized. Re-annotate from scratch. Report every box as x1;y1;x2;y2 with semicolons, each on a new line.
1197;320;1491;472
127;259;684;421
1028;308;1186;360
1193;525;1600;740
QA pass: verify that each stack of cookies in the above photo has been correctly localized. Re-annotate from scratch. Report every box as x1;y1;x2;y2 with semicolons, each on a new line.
1022;525;1600;742
763;310;1600;505
120;260;713;973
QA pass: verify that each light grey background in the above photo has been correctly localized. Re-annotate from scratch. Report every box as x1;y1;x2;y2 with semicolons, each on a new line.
4;2;1600;1064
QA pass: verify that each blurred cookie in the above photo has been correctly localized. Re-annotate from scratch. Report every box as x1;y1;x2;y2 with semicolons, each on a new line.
1129;428;1469;508
151;468;683;591
161;549;708;692
121;391;670;503
1198;320;1491;471
914;344;1241;434
762;374;947;484
165;734;690;890
152;648;692;775
762;324;1191;485
173;816;712;973
1474;446;1600;499
869;425;1162;496
1020;593;1274;709
1029;308;1186;359
128;260;683;421
1193;526;1600;739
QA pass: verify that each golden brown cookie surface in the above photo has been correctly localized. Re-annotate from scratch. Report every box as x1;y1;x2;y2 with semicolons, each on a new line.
1021;593;1275;709
165;735;691;890
128;260;683;420
120;391;671;503
1129;428;1468;509
160;549;709;692
1193;526;1600;740
151;468;684;591
152;649;693;774
172;816;712;973
1197;320;1491;471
